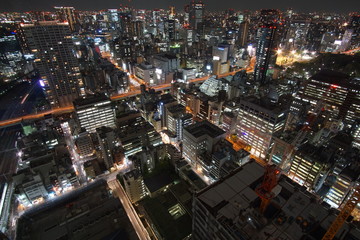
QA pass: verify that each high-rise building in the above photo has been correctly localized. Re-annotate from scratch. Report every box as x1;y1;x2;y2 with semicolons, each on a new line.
166;19;176;41
96;126;118;170
254;25;277;82
165;104;192;141
189;1;204;30
123;169;147;203
54;6;78;32
74;130;95;158
289;143;333;190
183;121;225;167
73;94;115;133
295;70;360;127
236;96;288;159
324;169;356;208
22;22;84;107
237;20;249;47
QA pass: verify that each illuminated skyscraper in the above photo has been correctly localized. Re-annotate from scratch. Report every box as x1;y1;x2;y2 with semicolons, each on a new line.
254;9;279;82
236;96;287;159
22;22;84;107
254;25;277;82
74;94;115;133
189;1;204;30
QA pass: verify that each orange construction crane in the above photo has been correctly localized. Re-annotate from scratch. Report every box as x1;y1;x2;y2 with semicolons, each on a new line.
256;165;281;213
322;186;360;240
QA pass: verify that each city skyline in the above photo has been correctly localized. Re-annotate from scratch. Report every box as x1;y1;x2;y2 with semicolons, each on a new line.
0;3;359;240
1;0;359;14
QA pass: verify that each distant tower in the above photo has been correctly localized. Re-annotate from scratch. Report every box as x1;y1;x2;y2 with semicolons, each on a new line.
169;6;176;20
22;22;84;107
237;20;249;47
254;25;277;82
189;0;204;30
254;9;279;82
54;6;78;32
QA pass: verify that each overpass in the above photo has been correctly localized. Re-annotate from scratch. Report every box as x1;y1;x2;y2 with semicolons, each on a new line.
0;69;245;129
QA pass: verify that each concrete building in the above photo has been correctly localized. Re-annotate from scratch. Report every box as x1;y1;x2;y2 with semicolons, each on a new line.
123;169;147;203
74;131;94;158
74;94;115;133
165;104;193;141
289;143;333;191
16;180;138;240
135;62;156;85
117;112;162;157
192;160;360;240
22;22;84;107
96;126;118;170
236;96;288;159
183;121;226;170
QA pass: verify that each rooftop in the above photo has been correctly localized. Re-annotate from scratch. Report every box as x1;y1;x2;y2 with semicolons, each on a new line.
195;161;360;240
73;94;110;108
311;69;349;86
184;121;225;139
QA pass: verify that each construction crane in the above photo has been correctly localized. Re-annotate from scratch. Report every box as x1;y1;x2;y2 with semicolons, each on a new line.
322;186;360;240
256;165;281;213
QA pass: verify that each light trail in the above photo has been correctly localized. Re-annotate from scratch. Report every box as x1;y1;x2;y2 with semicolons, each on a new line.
0;68;251;128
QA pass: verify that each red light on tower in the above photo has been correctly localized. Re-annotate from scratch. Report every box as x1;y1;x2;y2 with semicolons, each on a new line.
330;84;339;89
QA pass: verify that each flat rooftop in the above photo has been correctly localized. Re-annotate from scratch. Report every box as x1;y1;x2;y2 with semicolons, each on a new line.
311;69;349;86
195;161;360;240
184;121;225;139
73;94;110;108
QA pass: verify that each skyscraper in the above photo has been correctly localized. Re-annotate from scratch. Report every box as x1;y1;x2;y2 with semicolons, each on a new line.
254;25;277;82
54;6;78;32
73;94;115;133
189;1;204;30
22;22;84;107
237;20;249;47
254;9;279;82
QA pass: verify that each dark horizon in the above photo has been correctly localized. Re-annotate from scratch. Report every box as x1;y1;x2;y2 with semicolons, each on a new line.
1;0;359;14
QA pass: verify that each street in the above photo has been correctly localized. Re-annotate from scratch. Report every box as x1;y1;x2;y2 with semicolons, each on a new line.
108;179;151;240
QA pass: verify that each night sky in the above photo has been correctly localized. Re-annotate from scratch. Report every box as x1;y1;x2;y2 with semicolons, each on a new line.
1;0;358;13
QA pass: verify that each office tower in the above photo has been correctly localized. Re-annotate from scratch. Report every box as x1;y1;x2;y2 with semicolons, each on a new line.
166;19;176;41
324;169;356;208
192;160;360;240
254;25;277;82
236;96;288;159
295;70;360;126
165;104;192;141
348;14;360;48
73;94;115;133
117;112;162;157
96;126;117;170
289;143;333;190
183;121;225;167
74;130;95;158
237;20;249;47
189;0;204;30
22;22;84;107
123;169;147;203
221;112;237;135
212;44;230;63
0;32;23;78
54;6;78;32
